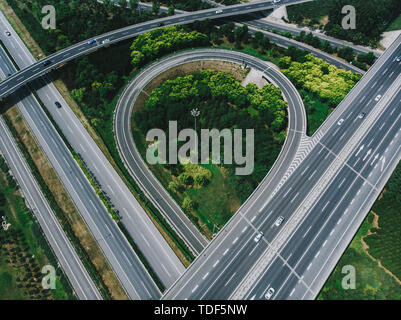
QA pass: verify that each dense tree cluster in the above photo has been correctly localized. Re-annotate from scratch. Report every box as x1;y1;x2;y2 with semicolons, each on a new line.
130;26;209;67
284;32;374;71
153;0;239;12
288;0;401;47
325;0;401;47
134;70;287;202
280;53;361;107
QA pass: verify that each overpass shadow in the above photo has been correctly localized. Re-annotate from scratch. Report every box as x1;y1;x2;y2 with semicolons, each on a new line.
0;75;54;115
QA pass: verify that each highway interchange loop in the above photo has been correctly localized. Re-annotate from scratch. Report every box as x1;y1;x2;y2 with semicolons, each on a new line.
2;0;398;300
114;48;307;255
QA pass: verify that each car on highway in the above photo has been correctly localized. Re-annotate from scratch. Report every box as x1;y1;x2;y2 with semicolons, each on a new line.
396;56;401;62
4;30;11;36
254;231;264;243
215;9;223;14
358;112;366;119
375;94;382;101
55;101;62;108
274;216;284;227
42;60;52;67
156;22;164;27
337;118;344;126
87;39;96;45
265;287;275;299
102;38;110;44
273;0;281;3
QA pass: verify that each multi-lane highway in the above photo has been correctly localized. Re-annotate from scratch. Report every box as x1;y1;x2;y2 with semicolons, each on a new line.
0;116;101;300
163;35;401;300
135;0;380;58
0;0;311;100
114;48;307;257
0;42;169;302
131;0;365;74
0;0;399;301
0;9;185;292
0;0;312;290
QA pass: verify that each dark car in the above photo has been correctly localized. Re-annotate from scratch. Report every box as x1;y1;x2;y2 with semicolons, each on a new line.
157;22;164;27
55;101;62;108
43;60;52;67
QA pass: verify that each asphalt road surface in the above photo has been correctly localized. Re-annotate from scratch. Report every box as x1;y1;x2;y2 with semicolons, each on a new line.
0;0;310;99
0;116;101;300
0;45;162;299
0;10;185;291
163;35;401;300
114;48;307;256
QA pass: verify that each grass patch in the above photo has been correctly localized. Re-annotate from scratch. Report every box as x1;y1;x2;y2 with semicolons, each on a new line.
300;90;332;136
318;212;401;299
286;0;332;26
387;13;401;31
186;164;241;233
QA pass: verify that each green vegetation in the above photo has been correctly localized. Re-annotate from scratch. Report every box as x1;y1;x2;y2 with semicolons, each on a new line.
319;213;401;299
130;26;209;67
387;13;401;31
7;0;195;266
2;114;112;299
133;70;287;235
0;154;73;299
280;52;361;107
154;0;239;12
154;0;211;12
287;0;401;47
364;162;401;281
300;90;331;136
319;158;401;300
320;161;401;299
73;153;119;221
287;0;332;28
7;0;362;260
6;0;164;54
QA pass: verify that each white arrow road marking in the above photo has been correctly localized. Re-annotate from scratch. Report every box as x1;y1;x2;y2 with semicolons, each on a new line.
355;144;364;157
370;153;379;166
363;149;372;161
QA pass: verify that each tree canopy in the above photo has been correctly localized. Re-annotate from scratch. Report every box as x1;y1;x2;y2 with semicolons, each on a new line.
281;53;361;106
130;26;209;67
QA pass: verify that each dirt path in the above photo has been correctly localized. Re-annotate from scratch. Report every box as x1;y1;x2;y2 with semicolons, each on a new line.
361;210;401;286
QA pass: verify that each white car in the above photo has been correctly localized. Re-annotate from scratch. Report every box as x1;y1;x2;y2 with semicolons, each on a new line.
337;118;344;126
265;287;275;299
274;216;284;227
254;231;264;243
375;94;382;101
273;0;281;3
4;30;10;36
215;9;223;14
102;38;110;44
395;56;401;62
358;112;366;119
